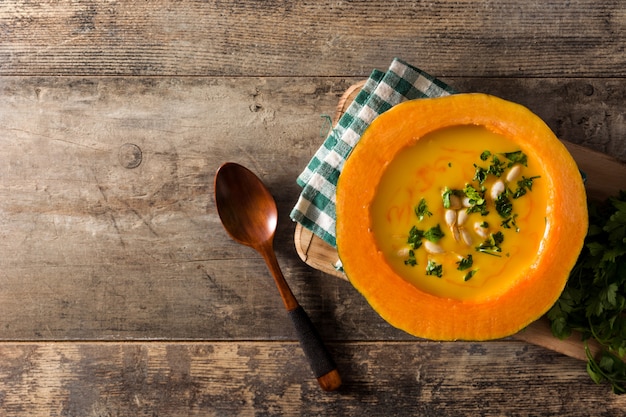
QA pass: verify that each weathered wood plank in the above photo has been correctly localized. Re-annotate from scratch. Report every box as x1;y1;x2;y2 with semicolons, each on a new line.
0;0;623;77
0;341;623;416
455;78;626;163
0;76;624;341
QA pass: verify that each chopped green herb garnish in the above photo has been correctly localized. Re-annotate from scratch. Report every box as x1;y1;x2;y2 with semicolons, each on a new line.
502;150;528;167
406;224;443;252
415;198;432;221
464;183;484;205
464;183;489;216
473;164;488;184
442;187;463;209
426;259;443;278
476;232;504;256
513;175;541;199
407;226;424;250
456;254;473;271
441;187;454;209
487;155;507;177
480;221;489;228
464;270;478;281
501;214;519;231
495;193;513;218
404;250;417;266
424;224;444;242
474;153;508;183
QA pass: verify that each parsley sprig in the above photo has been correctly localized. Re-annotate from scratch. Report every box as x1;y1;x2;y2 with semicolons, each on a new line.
415;198;432;221
475;231;504;256
456;254;473;271
548;191;626;394
426;259;443;277
464;183;489;216
404;224;445;267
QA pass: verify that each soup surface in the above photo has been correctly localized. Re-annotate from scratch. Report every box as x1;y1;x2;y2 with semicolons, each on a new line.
370;125;548;302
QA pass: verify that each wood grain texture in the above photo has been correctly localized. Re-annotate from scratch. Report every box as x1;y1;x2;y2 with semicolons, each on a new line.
0;76;624;341
0;341;624;416
0;0;624;77
0;0;625;412
0;76;354;340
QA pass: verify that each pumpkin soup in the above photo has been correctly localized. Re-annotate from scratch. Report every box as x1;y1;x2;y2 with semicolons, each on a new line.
370;125;548;302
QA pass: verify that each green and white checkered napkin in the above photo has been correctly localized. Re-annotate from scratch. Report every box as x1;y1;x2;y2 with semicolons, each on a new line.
290;58;457;248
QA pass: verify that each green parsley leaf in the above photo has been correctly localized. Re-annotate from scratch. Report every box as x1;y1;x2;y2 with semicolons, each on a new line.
513;175;541;199
464;270;477;281
404;250;417;266
495;193;513;219
442;188;464;209
426;259;443;278
473;164;488;184
407;226;424;250
464;184;489;216
502;150;528;167
464;183;484;205
475;232;504;256
456;254;473;271
442;187;452;208
415;198;432;221
548;191;626;394
487;155;507;177
501;214;519;231
424;224;444;243
480;150;492;161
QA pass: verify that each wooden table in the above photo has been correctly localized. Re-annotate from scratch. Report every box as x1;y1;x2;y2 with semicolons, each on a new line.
0;1;624;415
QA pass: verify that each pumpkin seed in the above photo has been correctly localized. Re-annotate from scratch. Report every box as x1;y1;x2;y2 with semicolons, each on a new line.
450;225;461;242
424;240;445;254
460;228;473;246
445;209;457;227
506;164;522;183
457;209;468;226
474;222;489;239
490;180;505;200
397;247;410;257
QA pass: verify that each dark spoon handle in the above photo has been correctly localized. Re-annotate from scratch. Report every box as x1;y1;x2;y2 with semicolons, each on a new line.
288;305;342;391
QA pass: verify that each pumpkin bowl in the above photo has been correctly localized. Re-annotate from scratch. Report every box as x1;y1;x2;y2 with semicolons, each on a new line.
335;93;588;341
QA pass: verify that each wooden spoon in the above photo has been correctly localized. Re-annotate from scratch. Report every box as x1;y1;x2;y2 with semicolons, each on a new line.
214;162;341;391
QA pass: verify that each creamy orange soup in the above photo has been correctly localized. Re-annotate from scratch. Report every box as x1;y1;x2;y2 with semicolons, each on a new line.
370;125;548;302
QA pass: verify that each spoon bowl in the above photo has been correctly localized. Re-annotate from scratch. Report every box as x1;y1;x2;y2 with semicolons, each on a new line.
214;162;341;392
214;162;277;247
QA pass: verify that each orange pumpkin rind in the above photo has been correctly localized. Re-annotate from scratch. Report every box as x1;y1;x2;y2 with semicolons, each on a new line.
336;93;588;341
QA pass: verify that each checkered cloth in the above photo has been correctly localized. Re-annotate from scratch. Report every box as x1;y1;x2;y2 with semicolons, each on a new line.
290;58;456;248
